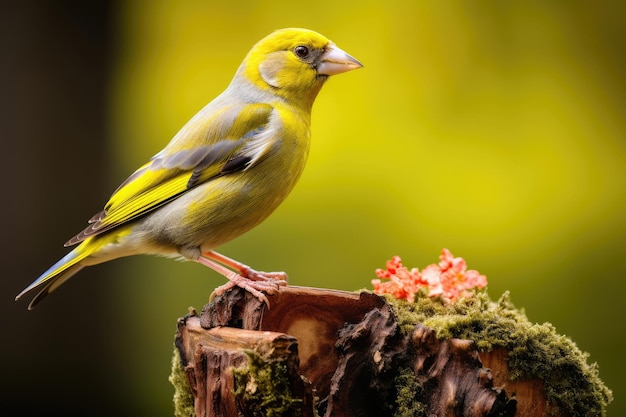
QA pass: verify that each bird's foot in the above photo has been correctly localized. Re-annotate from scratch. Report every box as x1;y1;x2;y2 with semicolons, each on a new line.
199;251;288;306
240;267;288;284
210;269;287;305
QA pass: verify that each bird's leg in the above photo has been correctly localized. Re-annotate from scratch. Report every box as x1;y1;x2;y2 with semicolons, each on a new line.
198;250;288;305
205;250;289;282
198;256;269;305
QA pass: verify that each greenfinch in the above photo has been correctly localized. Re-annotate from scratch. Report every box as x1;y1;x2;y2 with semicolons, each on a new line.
16;28;362;309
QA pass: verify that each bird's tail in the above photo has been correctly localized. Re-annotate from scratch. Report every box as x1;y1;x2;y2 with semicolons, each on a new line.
16;245;90;310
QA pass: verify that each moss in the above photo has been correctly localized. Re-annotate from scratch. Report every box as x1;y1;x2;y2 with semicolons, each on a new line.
233;350;308;417
382;291;613;417
169;346;195;417
394;366;427;417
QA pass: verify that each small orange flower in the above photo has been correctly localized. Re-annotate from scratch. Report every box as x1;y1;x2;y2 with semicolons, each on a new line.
372;256;424;302
371;249;487;303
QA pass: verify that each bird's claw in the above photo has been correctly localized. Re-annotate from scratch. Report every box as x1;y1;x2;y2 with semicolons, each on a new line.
240;267;288;283
210;269;288;307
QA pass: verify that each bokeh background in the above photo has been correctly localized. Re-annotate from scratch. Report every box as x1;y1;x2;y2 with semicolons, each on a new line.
2;1;624;415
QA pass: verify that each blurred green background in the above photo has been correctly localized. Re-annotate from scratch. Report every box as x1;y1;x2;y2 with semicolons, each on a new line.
2;1;624;415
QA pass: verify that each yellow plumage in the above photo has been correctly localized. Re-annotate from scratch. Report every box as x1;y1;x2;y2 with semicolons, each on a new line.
16;28;362;309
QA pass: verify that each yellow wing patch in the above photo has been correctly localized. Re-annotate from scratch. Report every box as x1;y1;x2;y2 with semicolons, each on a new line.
65;102;275;246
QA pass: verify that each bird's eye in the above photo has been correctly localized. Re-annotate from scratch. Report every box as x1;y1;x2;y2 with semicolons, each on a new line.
294;45;310;59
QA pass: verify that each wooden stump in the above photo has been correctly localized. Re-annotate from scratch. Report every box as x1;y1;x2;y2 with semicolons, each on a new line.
173;286;530;416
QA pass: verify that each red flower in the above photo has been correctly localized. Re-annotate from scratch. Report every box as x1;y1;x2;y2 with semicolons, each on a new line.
371;249;487;303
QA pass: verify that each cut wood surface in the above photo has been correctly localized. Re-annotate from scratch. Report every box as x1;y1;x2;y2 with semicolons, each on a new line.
173;286;553;416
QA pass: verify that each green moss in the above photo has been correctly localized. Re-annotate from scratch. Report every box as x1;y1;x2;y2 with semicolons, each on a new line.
394;366;427;417
382;291;613;417
233;350;308;417
169;346;195;417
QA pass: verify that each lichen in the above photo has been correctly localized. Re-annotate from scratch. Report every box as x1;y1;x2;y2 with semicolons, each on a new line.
233;350;308;417
382;291;613;417
169;346;195;417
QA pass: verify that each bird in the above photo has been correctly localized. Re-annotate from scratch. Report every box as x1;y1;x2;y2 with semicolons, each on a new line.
16;28;362;309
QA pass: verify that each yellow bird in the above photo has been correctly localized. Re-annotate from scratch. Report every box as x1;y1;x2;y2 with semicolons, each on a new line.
16;28;362;309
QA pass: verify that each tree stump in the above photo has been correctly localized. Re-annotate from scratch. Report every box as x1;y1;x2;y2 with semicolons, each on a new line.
171;286;610;416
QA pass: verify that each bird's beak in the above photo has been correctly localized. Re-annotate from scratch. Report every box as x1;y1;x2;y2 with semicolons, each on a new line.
317;44;363;76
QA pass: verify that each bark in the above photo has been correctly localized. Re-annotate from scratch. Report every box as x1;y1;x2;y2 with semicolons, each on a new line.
173;286;538;416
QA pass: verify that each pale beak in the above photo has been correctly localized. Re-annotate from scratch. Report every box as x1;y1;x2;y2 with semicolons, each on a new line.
317;43;363;76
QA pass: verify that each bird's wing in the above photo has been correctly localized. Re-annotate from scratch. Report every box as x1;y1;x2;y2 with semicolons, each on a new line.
65;102;276;246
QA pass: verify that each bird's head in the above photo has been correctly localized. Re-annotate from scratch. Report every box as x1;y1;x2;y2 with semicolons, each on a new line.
239;28;362;108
